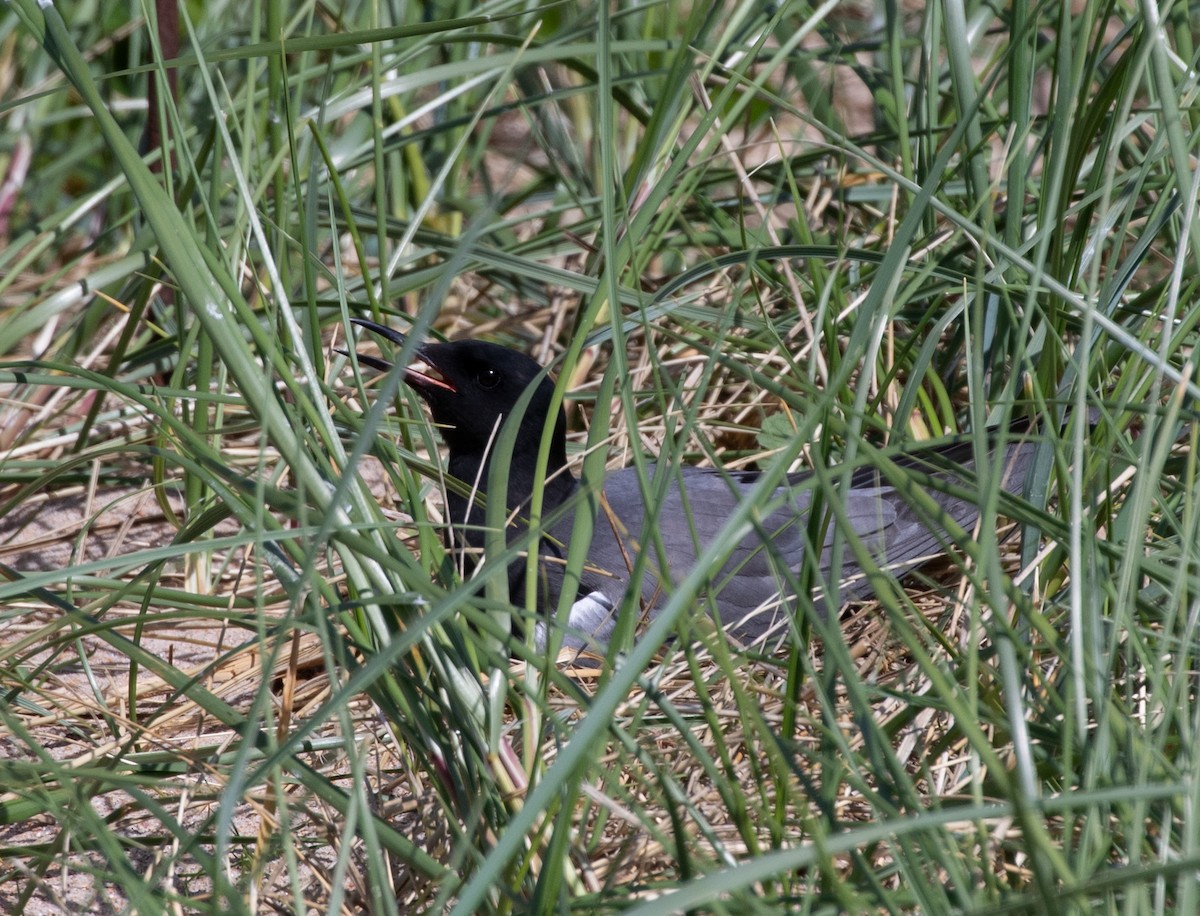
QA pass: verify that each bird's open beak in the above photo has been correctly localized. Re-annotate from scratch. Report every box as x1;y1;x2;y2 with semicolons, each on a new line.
347;318;456;393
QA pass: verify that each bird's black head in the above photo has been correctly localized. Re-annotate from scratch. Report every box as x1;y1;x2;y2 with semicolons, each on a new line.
407;338;567;462
350;320;568;470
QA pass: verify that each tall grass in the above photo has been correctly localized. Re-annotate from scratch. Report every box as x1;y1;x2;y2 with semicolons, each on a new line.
0;0;1197;912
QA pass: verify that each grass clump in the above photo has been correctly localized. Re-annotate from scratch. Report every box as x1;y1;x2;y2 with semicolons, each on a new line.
0;0;1197;912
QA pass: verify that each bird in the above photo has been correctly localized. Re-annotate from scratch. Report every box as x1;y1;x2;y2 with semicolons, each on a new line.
347;319;1038;652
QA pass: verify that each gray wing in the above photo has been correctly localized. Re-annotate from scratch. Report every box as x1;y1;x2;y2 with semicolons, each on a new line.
547;466;899;647
547;440;1035;649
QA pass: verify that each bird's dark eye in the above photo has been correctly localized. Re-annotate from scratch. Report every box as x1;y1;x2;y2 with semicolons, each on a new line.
477;368;500;389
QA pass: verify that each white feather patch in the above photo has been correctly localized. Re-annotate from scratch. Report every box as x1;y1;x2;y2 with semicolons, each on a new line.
567;591;616;635
534;591;617;651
